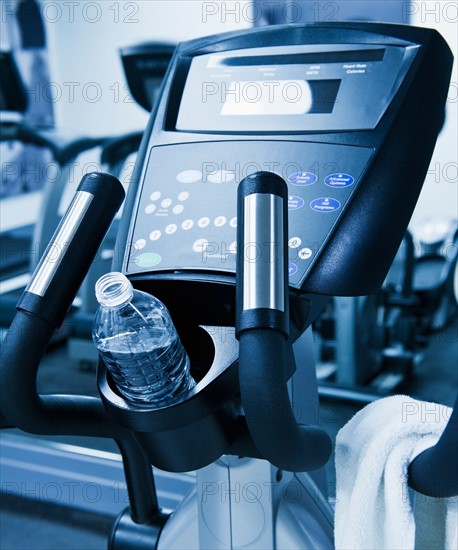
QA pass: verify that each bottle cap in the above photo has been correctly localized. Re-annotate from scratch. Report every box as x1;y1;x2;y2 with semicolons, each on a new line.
95;272;134;307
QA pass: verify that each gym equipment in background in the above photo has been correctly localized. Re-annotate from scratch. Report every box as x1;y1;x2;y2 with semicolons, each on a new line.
412;217;458;333
314;220;458;403
1;22;456;549
0;50;108;332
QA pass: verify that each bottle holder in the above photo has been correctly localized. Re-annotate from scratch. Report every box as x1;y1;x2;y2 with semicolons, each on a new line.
98;325;241;472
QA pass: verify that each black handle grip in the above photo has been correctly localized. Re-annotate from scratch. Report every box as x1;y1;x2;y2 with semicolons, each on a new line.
0;172;126;438
236;172;332;472
18;172;125;327
408;392;458;497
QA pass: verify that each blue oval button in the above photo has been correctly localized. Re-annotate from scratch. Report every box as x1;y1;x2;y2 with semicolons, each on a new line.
288;172;317;186
288;196;305;210
310;197;341;213
288;263;298;276
135;252;162;268
324;173;355;188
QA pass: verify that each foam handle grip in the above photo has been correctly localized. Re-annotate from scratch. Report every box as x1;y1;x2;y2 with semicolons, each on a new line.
17;172;125;327
239;329;333;471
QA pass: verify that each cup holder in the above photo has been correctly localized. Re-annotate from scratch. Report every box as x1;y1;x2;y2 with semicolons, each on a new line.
179;324;215;383
97;324;241;472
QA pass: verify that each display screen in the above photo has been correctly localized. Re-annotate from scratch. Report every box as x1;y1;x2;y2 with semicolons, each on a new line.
176;44;413;133
221;79;340;116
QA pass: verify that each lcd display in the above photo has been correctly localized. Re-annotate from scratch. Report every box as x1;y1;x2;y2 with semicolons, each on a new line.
175;43;411;132
221;79;340;116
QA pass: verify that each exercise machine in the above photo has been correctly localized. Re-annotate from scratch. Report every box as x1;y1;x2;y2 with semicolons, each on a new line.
412;217;458;333
1;22;457;549
315;219;458;402
314;231;420;401
0;50;108;332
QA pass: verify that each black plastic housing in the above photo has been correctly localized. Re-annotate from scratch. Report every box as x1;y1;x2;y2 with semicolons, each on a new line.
98;325;243;472
114;22;453;305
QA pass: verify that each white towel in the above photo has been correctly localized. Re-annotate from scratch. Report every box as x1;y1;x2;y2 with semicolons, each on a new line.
334;395;458;550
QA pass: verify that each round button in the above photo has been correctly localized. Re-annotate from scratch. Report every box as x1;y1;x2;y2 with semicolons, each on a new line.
310;197;341;213
134;238;146;250
288;196;305;210
165;224;177;235
182;219;194;230
198;217;210;228
145;204;156;214
193;238;209;253
177;169;202;183
214;216;227;227
288;171;317;186
208;170;235;184
150;191;161;201
173;204;184;215
135;252;162;268
149;230;161;241
161;198;172;208
298;247;312;260
178;191;190;201
288;237;302;249
324;173;355;188
288;263;298;276
230;217;237;228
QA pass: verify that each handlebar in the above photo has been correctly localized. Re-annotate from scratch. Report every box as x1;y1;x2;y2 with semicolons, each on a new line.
0;172;126;437
408;392;458;497
236;172;332;472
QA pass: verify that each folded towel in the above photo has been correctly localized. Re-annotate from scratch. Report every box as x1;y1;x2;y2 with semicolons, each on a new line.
334;395;457;549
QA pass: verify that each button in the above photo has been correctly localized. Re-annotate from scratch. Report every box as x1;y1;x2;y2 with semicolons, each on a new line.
145;204;156;214
298;247;312;260
182;219;194;230
173;204;184;215
150;191;161;201
161;198;172;208
149;230;161;241
134;238;146;250
288;263;298;276
178;191;190;201
198;217;210;228
177;169;202;183
230;217;237;228
193;238;209;253
324;173;355;188
135;252;162;268
310;197;341;213
288;196;305;210
165;224;177;234
288;237;302;249
214;216;227;227
208;170;235;184
288;171;317;186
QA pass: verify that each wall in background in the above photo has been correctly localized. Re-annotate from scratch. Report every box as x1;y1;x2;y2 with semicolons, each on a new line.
44;1;252;136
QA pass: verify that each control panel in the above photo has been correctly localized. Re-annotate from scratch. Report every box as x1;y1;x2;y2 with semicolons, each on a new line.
128;141;373;288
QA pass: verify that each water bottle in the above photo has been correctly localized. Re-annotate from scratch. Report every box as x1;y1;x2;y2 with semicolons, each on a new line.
93;271;195;405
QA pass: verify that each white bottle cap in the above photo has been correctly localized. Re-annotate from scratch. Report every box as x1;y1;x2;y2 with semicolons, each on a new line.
95;272;134;307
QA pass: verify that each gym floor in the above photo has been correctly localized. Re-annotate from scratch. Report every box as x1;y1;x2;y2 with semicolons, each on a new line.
1;316;457;550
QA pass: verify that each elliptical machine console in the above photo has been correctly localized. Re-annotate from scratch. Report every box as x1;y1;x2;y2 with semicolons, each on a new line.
118;22;450;300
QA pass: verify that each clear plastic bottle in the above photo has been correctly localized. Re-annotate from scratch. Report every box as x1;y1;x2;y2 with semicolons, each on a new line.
92;272;195;405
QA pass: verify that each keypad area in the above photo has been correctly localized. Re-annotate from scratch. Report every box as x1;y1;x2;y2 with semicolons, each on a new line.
127;141;373;289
